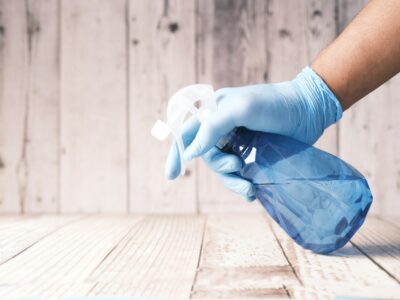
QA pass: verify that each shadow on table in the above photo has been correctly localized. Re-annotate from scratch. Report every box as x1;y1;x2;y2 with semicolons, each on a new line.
332;241;400;257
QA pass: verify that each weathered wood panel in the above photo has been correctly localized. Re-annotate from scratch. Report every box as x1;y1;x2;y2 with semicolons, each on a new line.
196;0;266;213
338;0;400;217
0;0;398;215
0;0;28;213
25;0;59;213
60;0;128;213
0;0;59;214
129;0;197;213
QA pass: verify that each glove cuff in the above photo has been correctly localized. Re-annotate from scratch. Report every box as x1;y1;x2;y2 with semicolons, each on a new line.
296;67;343;128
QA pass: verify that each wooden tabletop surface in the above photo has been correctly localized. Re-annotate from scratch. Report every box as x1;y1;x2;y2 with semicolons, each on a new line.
0;214;398;299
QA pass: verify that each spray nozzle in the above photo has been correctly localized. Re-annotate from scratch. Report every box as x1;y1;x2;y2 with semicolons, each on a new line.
151;84;216;176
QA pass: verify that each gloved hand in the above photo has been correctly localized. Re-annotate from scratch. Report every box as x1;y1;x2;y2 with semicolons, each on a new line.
164;67;343;201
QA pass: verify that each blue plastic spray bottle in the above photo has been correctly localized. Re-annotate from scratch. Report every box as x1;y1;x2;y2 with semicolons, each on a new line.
152;85;373;254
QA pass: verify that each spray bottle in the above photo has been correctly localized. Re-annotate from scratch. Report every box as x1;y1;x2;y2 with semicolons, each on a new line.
152;84;372;254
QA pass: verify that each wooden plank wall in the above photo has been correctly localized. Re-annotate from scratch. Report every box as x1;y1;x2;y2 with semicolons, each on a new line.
0;0;399;215
60;0;128;213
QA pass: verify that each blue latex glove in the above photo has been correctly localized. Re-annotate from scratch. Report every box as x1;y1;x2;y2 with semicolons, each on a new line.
165;67;343;200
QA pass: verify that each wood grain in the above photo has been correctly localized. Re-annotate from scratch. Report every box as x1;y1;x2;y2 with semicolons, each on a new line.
0;0;28;213
24;0;60;213
60;0;128;213
0;0;59;214
0;215;398;298
88;215;205;298
0;215;81;265
129;0;197;213
191;214;298;298
0;215;142;298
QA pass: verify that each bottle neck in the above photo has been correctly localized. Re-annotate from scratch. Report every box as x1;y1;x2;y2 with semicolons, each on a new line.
217;127;255;158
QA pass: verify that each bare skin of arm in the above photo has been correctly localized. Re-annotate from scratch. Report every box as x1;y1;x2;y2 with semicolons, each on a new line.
311;0;400;110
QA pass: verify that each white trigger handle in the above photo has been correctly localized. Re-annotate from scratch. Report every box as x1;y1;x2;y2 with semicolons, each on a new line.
151;84;216;176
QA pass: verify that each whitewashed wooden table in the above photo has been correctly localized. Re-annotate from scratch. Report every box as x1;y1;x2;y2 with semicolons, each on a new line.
0;214;398;299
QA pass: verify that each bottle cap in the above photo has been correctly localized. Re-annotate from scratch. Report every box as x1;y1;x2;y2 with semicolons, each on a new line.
151;84;216;175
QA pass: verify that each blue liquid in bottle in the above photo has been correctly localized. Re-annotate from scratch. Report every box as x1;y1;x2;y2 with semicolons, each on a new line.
218;127;373;254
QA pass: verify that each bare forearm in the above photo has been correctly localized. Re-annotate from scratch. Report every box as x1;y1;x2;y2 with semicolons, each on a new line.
312;0;400;110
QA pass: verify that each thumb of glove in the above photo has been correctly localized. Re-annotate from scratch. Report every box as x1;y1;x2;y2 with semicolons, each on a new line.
183;112;235;161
